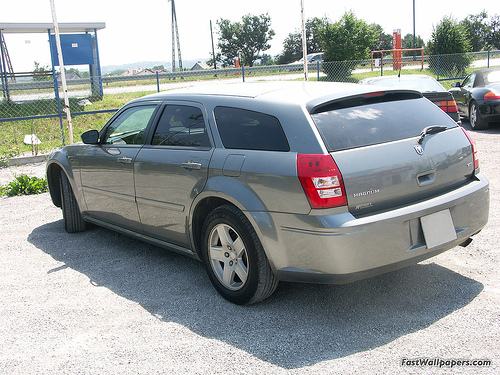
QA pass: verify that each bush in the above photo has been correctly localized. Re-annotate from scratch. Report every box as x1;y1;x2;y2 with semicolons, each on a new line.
427;17;472;77
1;174;48;197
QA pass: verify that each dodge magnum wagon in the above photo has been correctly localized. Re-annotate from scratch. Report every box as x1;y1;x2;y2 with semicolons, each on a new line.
46;81;490;304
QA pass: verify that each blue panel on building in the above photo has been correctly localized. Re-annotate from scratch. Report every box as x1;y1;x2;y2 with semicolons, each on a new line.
49;34;94;66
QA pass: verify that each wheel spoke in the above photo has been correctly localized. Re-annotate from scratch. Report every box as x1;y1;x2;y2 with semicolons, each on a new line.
234;262;248;284
216;225;232;247
232;236;245;257
209;246;226;262
222;263;234;286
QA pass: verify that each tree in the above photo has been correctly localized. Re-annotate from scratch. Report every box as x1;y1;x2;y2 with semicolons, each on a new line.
275;17;327;65
318;11;376;79
427;17;472;76
460;11;488;52
258;54;274;65
32;61;51;81
370;24;392;52
276;32;302;64
486;14;500;50
217;13;275;67
401;33;425;56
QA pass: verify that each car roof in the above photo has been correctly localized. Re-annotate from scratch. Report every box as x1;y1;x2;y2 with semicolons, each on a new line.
130;81;423;110
472;67;500;87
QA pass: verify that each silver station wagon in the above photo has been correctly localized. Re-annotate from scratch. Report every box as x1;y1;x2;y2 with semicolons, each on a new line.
46;81;490;304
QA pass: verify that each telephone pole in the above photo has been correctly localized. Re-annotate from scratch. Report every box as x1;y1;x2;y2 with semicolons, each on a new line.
169;0;183;72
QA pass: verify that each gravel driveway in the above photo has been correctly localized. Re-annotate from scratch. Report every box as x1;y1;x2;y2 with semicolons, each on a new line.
1;120;498;374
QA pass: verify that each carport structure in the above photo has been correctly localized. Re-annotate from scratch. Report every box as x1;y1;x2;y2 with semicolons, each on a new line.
0;22;106;101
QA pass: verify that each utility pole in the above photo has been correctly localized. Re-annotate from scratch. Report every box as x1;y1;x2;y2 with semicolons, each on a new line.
210;20;217;70
301;0;308;81
413;0;416;58
169;0;183;72
49;0;74;144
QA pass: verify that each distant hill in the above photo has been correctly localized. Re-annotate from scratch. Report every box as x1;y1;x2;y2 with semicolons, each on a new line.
101;59;209;75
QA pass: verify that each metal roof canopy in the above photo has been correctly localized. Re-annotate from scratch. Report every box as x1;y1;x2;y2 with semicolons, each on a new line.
0;22;106;34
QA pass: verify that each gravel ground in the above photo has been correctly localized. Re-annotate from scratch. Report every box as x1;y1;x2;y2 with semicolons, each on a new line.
0;120;498;374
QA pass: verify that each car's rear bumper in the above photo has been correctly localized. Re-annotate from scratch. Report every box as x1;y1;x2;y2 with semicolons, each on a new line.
261;173;489;284
479;101;500;123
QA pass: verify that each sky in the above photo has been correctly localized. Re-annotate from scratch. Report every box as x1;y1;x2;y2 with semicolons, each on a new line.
1;0;498;72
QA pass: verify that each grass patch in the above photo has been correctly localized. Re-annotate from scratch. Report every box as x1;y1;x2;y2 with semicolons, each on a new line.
0;91;153;157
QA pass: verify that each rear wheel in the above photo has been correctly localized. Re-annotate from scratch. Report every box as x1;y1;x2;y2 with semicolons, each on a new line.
60;173;86;233
201;204;278;305
470;101;488;130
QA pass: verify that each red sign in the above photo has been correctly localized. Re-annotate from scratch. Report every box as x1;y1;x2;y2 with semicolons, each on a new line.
393;29;402;70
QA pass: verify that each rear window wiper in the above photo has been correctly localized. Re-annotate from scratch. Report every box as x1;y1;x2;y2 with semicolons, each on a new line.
417;125;448;144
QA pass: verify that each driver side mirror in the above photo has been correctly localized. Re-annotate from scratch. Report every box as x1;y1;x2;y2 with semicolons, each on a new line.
451;82;461;88
81;129;99;144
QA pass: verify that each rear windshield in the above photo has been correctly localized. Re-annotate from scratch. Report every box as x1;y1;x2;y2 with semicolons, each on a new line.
364;77;444;92
311;97;457;152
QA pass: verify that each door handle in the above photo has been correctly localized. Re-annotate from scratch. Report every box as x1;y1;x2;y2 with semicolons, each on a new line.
181;161;202;170
117;156;132;164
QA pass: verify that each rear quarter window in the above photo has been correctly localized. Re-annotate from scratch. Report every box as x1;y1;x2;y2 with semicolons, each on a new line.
311;97;457;152
214;106;290;151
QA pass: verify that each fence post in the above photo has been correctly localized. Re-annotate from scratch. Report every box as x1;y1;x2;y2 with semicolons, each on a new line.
242;66;245;82
380;57;383;76
437;54;440;81
317;61;320;81
156;71;160;92
488;50;490;68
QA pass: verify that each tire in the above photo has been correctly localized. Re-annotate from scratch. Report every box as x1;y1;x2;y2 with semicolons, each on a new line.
470;101;488;130
60;172;86;233
201;204;278;305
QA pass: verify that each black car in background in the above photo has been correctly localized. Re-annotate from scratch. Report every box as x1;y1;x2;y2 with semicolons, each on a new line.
450;67;500;129
359;75;461;124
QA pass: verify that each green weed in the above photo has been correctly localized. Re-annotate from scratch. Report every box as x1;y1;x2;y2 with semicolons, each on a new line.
1;174;48;197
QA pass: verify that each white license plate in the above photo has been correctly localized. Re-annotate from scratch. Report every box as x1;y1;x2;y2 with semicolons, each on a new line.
420;209;457;249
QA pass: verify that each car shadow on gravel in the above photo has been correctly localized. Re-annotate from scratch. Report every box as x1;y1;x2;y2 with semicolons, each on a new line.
29;220;483;370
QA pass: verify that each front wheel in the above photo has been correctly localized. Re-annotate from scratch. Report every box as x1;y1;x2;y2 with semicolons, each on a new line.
470;101;488;130
201;204;278;305
60;172;86;233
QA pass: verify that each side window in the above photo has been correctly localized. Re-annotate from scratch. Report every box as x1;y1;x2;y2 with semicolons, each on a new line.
463;73;475;88
152;105;210;147
103;105;156;145
214;106;290;151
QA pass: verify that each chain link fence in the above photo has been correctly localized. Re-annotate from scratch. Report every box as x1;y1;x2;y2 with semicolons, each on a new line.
1;51;499;157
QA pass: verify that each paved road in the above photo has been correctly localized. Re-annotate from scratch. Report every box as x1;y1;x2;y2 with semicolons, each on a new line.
1;120;498;374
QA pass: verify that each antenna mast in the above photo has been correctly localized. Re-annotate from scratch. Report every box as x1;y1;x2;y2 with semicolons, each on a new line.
170;0;183;72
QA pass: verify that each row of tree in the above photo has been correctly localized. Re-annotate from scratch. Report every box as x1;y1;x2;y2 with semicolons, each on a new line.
211;10;500;68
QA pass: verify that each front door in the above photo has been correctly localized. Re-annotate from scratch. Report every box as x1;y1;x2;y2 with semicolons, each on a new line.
80;104;158;231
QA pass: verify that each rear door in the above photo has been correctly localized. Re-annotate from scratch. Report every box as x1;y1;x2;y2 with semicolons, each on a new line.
134;102;214;247
310;92;474;216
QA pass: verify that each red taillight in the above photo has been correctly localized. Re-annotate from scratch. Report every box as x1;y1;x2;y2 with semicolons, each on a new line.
484;91;500;100
297;154;347;209
460;127;479;171
436;100;458;113
364;91;385;98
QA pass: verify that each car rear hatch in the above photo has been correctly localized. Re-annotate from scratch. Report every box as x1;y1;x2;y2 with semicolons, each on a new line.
309;90;475;216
